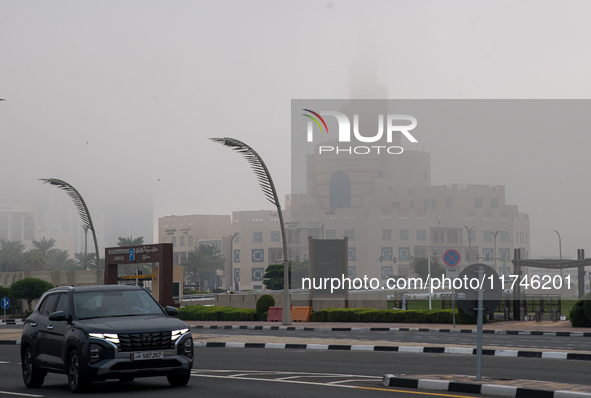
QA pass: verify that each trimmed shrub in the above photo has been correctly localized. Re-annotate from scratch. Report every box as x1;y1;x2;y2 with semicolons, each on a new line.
310;307;482;325
581;293;591;324
256;294;275;321
571;300;591;327
178;305;257;321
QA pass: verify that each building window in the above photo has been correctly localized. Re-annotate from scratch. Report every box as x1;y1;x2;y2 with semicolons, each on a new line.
253;231;263;243
348;266;356;278
483;231;493;242
432;229;444;243
500;231;509;242
381;266;393;280
398;247;410;261
414;247;427;257
179;251;187;264
287;229;298;244
483;248;493;261
234;233;239;244
447;229;459;243
409;201;414;208
348;247;356;261
490;198;499;208
172;237;177;247
24;215;34;241
308;228;321;239
446;198;452;208
475;198;483;208
399;230;409;241
381;247;393;260
326;230;336;239
233;250;240;263
392;202;399;209
271;231;281;243
269;247;283;263
329;170;351;212
424;200;429;209
188;236;194;247
499;248;510;260
344;229;354;241
252;249;264;262
10;215;21;241
252;268;264;281
382;229;391;241
431;199;436;209
234;268;240;282
416;230;426;241
180;236;185;246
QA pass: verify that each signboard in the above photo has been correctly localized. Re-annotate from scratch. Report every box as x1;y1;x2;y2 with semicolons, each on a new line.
446;267;459;278
129;249;135;261
457;263;502;318
122;274;154;280
1;297;9;310
443;249;461;267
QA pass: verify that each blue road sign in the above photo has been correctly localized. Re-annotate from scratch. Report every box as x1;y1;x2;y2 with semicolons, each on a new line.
1;297;9;310
444;249;461;267
129;249;135;261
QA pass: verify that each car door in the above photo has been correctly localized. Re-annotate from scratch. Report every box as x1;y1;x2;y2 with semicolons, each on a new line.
36;293;60;366
45;293;70;370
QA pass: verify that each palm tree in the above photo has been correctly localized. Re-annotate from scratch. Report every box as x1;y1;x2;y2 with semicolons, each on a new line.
24;249;49;271
47;249;75;270
0;239;25;272
117;236;144;247
74;252;96;270
32;237;56;259
182;243;225;291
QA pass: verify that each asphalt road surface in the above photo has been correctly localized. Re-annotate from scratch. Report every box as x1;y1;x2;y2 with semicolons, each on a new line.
191;327;591;351
0;345;590;397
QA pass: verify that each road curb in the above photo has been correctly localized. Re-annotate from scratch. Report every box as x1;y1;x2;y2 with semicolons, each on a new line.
382;374;591;397
193;341;591;361
0;340;20;345
191;325;591;337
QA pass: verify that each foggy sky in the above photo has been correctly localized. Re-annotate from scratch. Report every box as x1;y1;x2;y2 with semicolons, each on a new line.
1;1;590;256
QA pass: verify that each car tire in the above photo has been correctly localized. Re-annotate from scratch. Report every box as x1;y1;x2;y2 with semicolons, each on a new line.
22;346;45;388
119;377;135;382
167;372;191;387
68;349;91;393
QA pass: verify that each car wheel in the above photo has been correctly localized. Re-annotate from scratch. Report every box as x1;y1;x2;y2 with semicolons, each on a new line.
167;372;191;387
22;346;45;388
119;377;135;382
68;349;91;393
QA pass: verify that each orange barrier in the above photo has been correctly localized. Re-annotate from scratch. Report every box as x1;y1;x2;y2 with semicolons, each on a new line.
267;306;283;322
290;306;312;322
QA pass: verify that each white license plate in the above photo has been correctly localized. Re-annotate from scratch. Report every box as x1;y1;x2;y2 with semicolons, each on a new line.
131;352;164;361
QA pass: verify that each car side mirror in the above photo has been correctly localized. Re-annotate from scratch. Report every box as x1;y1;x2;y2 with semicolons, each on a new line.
49;310;68;322
165;306;178;316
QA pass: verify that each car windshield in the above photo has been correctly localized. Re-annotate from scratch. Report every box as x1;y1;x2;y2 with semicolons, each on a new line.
73;289;164;319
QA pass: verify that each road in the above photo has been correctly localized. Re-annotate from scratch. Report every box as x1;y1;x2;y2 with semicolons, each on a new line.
1;345;590;397
191;327;591;351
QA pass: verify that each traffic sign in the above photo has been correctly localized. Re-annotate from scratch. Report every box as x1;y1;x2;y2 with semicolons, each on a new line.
129;249;135;261
446;267;459;277
443;249;461;267
457;263;502;318
1;297;9;310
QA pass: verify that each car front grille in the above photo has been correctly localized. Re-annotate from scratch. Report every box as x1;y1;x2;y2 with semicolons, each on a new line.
117;331;173;352
110;359;181;370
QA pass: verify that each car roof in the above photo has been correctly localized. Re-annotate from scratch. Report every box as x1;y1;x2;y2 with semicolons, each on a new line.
46;284;143;293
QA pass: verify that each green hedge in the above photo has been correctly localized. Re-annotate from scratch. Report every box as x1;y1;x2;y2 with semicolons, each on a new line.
571;300;591;327
310;307;482;324
256;295;275;320
178;305;257;321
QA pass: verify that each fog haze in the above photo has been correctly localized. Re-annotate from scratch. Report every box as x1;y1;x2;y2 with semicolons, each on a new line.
1;1;590;256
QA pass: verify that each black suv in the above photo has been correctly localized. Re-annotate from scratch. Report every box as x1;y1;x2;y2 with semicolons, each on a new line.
21;284;193;392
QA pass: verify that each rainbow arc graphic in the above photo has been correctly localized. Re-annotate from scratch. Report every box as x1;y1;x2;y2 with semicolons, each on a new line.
302;109;329;141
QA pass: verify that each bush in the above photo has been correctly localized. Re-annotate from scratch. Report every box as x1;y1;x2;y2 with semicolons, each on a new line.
213;288;226;293
310;307;483;324
256;294;275;321
581;293;591;323
571;300;591;327
177;305;257;321
10;278;55;310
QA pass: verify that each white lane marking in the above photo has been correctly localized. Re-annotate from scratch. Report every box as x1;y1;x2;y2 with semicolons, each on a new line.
0;362;9;364
191;373;358;389
192;370;381;378
0;392;44;397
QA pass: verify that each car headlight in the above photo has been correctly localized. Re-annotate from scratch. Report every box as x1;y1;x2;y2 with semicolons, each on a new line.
171;328;189;341
89;333;120;344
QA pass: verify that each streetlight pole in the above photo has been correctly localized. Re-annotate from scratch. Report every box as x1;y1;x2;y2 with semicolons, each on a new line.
553;230;562;278
493;231;500;273
464;226;475;265
230;232;238;292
